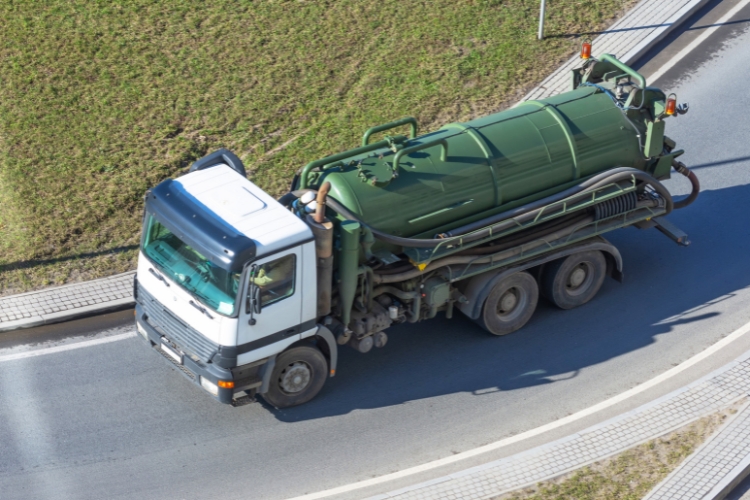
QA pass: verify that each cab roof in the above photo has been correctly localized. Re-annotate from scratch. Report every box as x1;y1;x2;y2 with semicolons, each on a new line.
146;165;312;272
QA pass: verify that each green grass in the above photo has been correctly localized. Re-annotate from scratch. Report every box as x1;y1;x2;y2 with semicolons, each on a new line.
0;0;635;294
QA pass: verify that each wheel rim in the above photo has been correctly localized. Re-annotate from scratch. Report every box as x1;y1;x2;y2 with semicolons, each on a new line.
566;262;594;296
496;286;528;321
279;361;312;395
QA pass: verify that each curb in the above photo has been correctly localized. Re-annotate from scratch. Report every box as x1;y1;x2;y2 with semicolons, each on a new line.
0;271;136;332
709;453;750;500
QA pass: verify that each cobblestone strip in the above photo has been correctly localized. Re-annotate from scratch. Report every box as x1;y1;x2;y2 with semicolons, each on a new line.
0;271;136;332
368;356;750;500
524;0;710;101
644;401;750;500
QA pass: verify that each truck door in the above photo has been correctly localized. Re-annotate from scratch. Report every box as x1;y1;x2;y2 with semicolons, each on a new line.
238;247;303;362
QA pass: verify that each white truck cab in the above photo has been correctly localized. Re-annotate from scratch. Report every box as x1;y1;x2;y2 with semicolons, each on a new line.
134;152;337;407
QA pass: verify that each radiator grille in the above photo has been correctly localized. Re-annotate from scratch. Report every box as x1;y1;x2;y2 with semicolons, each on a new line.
138;284;219;363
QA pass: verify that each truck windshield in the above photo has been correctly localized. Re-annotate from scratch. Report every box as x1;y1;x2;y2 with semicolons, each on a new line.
141;214;240;315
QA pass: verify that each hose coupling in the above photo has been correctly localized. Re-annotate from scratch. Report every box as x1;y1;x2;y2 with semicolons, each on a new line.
672;160;689;176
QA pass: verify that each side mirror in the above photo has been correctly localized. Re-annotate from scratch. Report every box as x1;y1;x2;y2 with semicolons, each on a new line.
251;286;262;314
246;286;261;326
246;264;262;324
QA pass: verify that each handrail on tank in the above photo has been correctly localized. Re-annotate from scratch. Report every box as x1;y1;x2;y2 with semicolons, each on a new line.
361;117;418;147
299;136;408;189
599;54;646;89
393;139;448;172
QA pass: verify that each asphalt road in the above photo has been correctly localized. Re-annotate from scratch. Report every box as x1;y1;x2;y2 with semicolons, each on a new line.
2;2;750;499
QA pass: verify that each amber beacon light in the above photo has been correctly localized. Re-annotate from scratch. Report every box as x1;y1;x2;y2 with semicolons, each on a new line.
665;94;677;116
581;42;592;59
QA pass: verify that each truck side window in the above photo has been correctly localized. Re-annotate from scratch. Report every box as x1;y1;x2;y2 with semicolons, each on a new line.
250;254;296;307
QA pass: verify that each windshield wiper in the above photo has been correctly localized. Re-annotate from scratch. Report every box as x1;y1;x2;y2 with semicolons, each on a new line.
148;267;170;287
189;300;214;319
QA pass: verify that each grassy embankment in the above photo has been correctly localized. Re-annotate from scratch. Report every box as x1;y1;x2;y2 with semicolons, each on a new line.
0;0;636;295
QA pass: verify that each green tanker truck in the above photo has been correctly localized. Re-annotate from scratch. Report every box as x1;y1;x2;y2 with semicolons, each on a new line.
134;53;699;408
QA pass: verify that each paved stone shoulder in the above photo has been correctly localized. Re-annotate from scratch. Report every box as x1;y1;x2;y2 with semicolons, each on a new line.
645;400;750;500
525;0;711;101
0;271;136;332
367;353;750;499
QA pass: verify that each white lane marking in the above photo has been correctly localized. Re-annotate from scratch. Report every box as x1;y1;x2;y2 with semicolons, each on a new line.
648;0;750;84
285;319;750;500
0;331;136;363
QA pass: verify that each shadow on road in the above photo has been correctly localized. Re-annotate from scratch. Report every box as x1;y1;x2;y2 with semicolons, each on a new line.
267;181;750;422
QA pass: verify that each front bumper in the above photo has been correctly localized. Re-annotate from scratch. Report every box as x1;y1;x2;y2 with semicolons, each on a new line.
135;304;235;404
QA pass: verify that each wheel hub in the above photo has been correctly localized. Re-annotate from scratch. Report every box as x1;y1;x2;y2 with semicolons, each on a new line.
279;362;311;394
568;265;588;289
498;289;519;314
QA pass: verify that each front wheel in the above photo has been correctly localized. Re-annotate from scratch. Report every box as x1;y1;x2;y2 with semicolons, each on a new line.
263;345;328;408
477;271;539;336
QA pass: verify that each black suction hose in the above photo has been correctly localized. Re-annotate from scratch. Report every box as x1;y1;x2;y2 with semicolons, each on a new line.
373;215;598;284
440;168;673;238
671;160;700;209
456;212;590;255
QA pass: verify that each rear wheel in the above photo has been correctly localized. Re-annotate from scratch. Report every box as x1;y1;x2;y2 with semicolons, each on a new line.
542;251;606;310
263;345;327;408
477;271;539;336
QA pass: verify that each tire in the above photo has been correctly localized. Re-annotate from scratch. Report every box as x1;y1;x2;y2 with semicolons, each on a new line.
542;251;606;310
477;271;539;336
263;345;328;408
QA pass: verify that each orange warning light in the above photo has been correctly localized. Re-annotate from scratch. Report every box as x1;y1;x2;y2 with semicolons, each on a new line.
581;42;592;59
666;95;677;116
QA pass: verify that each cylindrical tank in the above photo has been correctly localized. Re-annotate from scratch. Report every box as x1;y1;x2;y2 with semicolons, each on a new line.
316;86;646;239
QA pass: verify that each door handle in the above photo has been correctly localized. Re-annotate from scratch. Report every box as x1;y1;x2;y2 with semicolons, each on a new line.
284;328;297;337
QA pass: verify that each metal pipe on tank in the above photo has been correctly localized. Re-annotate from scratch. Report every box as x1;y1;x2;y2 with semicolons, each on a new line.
599;54;646;90
339;221;361;327
307;183;333;317
314;182;331;224
298;136;407;189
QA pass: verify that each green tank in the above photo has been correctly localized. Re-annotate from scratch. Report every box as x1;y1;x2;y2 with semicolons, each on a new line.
300;55;675;240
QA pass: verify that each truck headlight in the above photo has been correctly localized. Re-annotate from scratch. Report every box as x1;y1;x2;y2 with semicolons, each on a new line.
200;377;219;396
136;321;148;340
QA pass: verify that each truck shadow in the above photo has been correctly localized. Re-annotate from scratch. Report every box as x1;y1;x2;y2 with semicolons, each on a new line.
266;181;750;422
